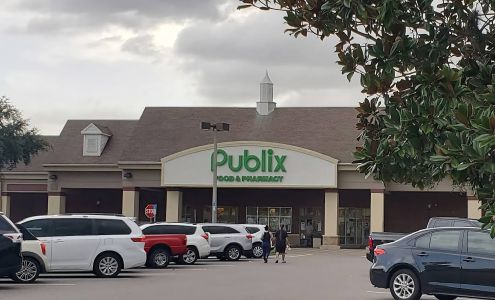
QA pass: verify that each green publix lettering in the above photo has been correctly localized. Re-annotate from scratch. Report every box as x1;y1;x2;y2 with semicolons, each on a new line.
211;149;287;173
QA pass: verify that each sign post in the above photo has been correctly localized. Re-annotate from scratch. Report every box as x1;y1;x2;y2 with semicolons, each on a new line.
145;204;157;223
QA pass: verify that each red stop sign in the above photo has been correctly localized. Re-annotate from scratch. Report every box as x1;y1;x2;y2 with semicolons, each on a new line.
145;204;157;219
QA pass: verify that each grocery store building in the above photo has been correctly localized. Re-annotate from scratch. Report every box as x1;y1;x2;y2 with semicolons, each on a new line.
0;75;482;248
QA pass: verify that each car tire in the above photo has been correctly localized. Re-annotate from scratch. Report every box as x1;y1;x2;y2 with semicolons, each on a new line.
216;254;227;261
93;253;122;278
147;247;170;268
251;243;263;259
11;257;40;283
434;296;457;300
389;269;421;300
179;246;198;265
225;245;242;261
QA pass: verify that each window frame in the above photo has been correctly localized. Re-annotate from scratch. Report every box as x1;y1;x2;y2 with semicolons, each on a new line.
464;230;495;256
428;229;462;253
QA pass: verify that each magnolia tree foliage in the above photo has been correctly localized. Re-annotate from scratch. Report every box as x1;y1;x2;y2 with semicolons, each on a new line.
0;96;49;170
239;0;495;234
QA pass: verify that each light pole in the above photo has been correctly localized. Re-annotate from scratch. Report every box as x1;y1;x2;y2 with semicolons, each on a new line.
201;122;230;223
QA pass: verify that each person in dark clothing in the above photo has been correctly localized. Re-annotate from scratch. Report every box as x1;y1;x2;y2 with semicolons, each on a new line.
261;225;272;263
275;224;289;263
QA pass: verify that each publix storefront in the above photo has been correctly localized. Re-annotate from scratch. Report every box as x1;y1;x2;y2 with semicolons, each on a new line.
162;141;339;246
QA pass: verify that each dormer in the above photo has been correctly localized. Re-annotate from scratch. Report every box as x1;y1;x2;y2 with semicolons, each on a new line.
81;123;112;157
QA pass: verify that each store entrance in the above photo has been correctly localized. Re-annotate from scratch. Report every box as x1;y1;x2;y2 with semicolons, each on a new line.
338;207;370;248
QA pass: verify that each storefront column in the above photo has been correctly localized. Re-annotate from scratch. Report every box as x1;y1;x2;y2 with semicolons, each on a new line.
467;195;482;219
48;192;66;215
166;189;182;222
370;189;385;232
122;187;139;218
1;193;11;217
322;189;339;246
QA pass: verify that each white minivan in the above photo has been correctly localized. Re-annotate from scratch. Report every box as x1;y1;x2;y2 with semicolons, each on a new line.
19;214;146;277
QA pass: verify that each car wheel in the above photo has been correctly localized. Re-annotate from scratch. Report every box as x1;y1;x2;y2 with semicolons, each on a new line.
434;296;457;300
147;247;170;268
225;245;241;261
389;269;421;300
11;257;40;283
94;253;122;278
179;247;198;265
252;243;263;259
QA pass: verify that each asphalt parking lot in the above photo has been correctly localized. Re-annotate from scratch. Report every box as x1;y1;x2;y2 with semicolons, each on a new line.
0;248;472;300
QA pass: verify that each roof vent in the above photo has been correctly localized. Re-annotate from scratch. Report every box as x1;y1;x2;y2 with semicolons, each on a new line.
257;71;276;115
81;123;112;157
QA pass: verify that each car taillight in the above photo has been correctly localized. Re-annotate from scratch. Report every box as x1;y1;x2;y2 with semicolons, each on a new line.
246;234;253;240
201;233;209;241
131;236;146;242
368;235;373;249
40;243;47;255
374;248;386;256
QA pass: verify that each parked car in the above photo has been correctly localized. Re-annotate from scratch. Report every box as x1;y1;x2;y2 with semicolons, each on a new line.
140;231;187;268
241;224;267;259
366;217;481;262
19;214;146;277
10;224;48;283
370;226;495;300
199;224;253;261
0;213;22;278
141;223;210;265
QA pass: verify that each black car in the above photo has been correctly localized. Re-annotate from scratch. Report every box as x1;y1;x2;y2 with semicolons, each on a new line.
0;213;23;277
370;227;495;300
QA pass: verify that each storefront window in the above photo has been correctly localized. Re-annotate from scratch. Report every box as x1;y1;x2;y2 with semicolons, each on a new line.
246;207;292;233
202;206;238;224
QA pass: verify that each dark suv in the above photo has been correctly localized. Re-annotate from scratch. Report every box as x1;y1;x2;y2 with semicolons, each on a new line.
0;213;23;277
370;227;495;300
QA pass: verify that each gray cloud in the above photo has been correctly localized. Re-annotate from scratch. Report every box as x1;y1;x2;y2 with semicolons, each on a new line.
4;0;230;34
175;11;362;106
121;34;161;58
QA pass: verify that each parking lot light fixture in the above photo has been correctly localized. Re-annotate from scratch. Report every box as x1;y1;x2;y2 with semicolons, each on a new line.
201;122;230;223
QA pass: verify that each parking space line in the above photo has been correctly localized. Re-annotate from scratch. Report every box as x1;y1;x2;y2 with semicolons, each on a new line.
366;290;388;294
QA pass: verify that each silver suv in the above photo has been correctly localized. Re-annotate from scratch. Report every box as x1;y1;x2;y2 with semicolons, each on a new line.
199;224;253;261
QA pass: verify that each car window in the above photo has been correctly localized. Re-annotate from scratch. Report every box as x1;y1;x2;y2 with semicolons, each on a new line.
415;233;431;249
16;224;37;240
202;226;240;234
142;225;195;235
0;216;17;234
23;219;52;237
467;231;495;255
95;219;131;235
430;230;461;252
245;227;261;234
52;219;93;237
434;219;453;227
453;220;477;227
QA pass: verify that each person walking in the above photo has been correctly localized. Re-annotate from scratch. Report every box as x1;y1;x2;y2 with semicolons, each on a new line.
261;225;272;263
275;224;289;263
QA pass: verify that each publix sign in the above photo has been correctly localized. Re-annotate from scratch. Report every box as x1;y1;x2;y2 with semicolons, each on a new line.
161;142;338;188
212;149;286;183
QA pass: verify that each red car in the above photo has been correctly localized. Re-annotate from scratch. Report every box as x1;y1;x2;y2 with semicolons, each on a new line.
143;234;187;268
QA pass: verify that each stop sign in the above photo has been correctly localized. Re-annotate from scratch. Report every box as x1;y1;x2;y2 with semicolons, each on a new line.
145;204;157;219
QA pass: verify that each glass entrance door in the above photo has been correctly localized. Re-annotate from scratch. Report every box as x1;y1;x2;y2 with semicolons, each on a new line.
338;208;370;248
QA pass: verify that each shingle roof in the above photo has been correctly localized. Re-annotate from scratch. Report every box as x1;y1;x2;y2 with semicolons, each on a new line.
6;136;57;172
120;107;360;163
47;119;137;164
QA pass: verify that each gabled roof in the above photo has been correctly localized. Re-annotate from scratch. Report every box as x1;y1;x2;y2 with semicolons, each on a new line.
47;119;137;164
81;123;112;136
120;107;360;163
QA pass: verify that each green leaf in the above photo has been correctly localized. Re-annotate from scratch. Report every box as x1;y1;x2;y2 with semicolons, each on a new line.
455;162;475;171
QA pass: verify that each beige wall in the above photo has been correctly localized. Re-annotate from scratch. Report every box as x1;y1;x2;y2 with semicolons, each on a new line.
323;190;339;245
338;171;384;190
467;197;482;219
122;189;139;217
166;190;182;222
1;195;10;216
49;171;122;191
47;195;66;215
370;191;385;232
122;170;161;188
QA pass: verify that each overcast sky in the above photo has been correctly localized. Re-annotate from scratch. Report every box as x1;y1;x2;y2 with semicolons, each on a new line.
0;0;362;135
